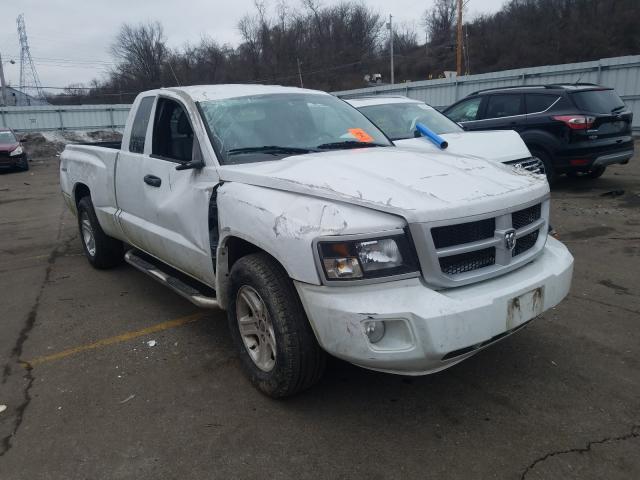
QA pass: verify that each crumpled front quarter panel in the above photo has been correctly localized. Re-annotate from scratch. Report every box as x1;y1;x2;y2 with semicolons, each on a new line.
217;182;406;285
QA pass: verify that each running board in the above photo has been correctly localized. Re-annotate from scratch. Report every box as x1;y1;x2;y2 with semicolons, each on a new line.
124;250;219;309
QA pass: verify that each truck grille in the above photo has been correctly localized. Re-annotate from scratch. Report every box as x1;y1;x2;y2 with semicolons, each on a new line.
513;230;539;257
512;204;541;230
432;218;495;249
439;248;496;275
504;157;545;175
410;198;550;288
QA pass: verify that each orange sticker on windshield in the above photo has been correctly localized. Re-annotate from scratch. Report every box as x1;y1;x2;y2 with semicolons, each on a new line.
348;128;374;143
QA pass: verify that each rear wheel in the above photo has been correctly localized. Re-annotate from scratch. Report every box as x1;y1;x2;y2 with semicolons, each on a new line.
227;253;326;398
77;196;123;269
530;148;555;184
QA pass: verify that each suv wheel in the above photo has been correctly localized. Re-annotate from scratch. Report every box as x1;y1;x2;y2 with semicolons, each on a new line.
77;196;123;269
227;253;326;398
530;148;555;184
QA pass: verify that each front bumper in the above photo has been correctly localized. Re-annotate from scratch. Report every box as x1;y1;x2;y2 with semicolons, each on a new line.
296;236;573;375
0;153;27;169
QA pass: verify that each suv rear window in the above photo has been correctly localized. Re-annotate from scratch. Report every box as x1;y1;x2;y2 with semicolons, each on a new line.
570;89;625;113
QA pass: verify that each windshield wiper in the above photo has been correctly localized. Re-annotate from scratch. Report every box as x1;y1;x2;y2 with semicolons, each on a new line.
316;141;389;150
611;105;626;113
228;145;317;156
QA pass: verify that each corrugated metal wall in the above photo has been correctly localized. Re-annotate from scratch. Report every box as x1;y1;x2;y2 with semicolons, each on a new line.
1;56;638;132
0;104;131;132
334;55;640;131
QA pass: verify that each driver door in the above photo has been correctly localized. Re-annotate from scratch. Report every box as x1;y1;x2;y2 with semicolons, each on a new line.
118;97;217;285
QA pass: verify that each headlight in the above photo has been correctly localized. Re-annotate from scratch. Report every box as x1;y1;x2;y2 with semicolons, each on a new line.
317;233;419;282
10;146;24;157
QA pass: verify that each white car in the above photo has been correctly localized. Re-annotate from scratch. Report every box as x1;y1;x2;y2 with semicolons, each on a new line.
346;95;545;174
60;85;572;397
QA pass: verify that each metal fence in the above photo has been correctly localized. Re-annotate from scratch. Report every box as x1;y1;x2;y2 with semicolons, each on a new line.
334;55;640;132
0;104;131;132
1;55;639;133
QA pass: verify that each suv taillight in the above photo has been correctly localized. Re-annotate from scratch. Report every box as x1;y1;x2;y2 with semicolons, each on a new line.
552;115;595;130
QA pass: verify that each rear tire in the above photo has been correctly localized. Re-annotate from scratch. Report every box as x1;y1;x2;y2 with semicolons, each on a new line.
530;148;555;184
227;253;326;398
77;196;123;269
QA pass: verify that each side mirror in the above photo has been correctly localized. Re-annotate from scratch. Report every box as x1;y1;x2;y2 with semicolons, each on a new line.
175;159;205;171
20;137;28;143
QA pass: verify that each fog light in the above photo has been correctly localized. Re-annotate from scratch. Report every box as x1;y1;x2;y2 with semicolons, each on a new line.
364;320;385;344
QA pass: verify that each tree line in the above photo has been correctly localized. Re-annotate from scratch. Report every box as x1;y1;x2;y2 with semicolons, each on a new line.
49;0;640;105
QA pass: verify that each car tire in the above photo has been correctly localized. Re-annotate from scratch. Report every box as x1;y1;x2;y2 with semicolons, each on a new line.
17;156;29;171
227;252;326;398
530;148;555;184
586;166;606;179
77;196;123;269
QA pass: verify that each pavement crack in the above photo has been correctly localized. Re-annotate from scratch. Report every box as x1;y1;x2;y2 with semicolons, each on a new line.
519;424;640;479
0;208;73;458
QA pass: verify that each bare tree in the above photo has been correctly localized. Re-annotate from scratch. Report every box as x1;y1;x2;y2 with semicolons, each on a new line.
110;21;167;90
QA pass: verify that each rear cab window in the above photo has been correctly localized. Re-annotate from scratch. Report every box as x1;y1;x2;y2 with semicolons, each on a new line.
129;96;155;153
570;89;625;113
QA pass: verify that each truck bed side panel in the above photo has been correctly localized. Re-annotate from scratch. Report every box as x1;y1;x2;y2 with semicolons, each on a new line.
60;144;123;240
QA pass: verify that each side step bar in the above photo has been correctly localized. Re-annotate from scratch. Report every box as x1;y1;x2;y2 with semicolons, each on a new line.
124;250;219;309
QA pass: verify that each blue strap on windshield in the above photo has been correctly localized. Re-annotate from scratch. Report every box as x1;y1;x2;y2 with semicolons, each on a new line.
416;122;448;150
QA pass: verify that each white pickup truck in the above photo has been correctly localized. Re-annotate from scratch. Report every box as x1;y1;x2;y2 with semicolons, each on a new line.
60;85;574;397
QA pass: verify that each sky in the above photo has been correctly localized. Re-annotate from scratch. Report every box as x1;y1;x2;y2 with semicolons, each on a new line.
0;0;506;92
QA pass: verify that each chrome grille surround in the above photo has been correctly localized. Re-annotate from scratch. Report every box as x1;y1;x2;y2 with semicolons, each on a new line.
409;196;550;288
504;157;546;175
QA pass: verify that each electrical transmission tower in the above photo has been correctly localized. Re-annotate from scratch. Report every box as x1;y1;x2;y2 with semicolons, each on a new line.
17;14;46;102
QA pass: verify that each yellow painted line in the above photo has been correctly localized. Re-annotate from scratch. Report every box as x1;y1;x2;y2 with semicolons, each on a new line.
24;313;205;368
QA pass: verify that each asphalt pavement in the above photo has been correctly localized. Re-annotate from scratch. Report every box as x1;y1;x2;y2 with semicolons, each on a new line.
0;151;638;479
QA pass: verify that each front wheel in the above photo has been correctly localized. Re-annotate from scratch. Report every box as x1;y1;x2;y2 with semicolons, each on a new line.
227;253;326;398
77;196;123;269
17;156;29;171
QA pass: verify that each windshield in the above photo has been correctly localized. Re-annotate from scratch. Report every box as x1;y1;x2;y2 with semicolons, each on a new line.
358;102;462;140
0;131;17;144
570;89;625;114
198;93;391;164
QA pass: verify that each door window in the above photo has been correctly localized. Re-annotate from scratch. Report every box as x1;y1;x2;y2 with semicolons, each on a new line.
446;97;482;122
152;99;194;162
484;94;523;119
129;96;154;154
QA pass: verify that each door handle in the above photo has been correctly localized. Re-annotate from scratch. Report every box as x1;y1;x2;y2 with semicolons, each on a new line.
143;174;162;187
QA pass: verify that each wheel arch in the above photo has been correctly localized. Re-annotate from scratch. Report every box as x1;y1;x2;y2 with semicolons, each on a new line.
216;233;293;310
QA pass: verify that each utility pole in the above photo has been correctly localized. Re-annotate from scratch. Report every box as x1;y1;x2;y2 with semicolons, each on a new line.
296;58;303;88
0;52;8;107
387;14;394;84
456;0;463;76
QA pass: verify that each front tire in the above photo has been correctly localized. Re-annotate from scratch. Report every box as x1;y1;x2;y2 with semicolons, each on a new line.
17;156;29;171
227;253;326;398
77;196;123;269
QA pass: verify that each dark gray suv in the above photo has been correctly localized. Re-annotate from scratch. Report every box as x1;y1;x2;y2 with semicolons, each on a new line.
443;84;634;182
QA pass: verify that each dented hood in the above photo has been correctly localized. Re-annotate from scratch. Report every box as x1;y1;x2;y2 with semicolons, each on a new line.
217;147;549;223
394;130;531;163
